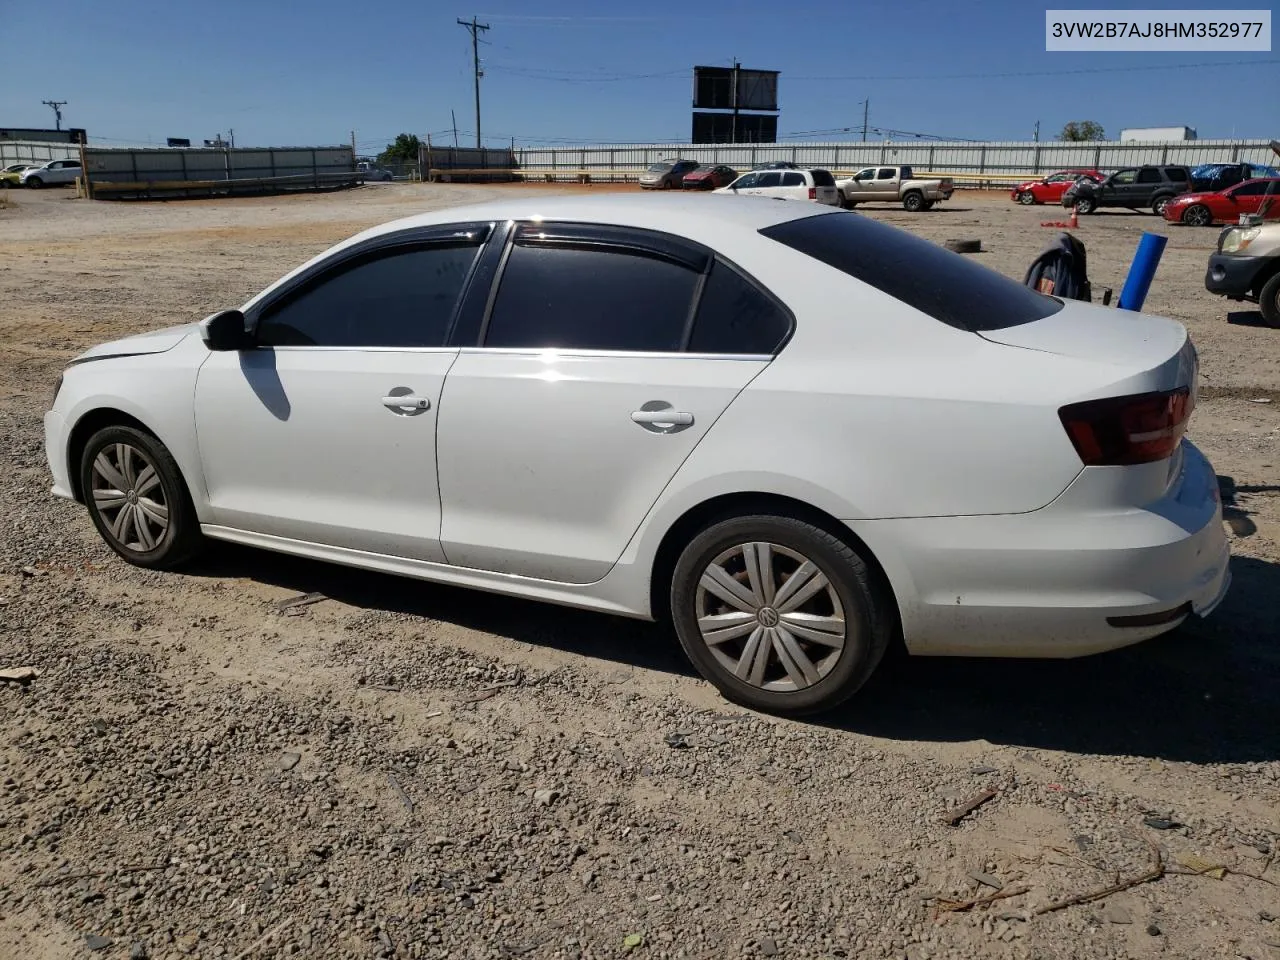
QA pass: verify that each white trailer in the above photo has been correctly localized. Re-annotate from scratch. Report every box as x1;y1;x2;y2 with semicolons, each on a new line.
1119;126;1197;142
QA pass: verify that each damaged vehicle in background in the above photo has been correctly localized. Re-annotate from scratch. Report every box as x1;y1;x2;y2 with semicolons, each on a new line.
1163;178;1280;227
1011;169;1103;205
42;195;1231;717
1062;164;1192;216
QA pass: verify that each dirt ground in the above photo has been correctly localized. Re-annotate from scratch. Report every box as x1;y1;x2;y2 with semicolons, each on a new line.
1;182;1277;960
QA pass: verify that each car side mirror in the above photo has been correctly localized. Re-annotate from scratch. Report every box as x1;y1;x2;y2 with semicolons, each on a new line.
199;309;251;351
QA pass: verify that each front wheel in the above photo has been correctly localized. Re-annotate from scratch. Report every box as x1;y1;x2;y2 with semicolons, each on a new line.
670;515;893;716
79;425;205;569
1259;272;1280;328
1073;197;1096;215
1017;191;1036;205
902;191;924;212
25;176;43;189
1182;204;1213;227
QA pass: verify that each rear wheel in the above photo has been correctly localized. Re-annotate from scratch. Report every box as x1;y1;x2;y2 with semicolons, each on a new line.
1017;191;1037;205
1073;196;1096;215
1259;272;1280;329
1182;204;1213;226
1152;195;1173;216
902;190;924;212
670;514;892;716
79;425;205;569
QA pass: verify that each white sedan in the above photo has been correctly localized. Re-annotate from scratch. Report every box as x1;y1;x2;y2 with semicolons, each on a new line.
43;195;1230;715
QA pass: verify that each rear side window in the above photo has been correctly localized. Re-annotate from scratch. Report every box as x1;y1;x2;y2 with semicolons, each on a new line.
689;260;792;355
257;243;480;347
760;212;1063;332
484;243;697;352
876;168;896;180
781;172;805;186
1166;167;1188;182
1137;168;1161;184
810;169;835;186
758;172;783;187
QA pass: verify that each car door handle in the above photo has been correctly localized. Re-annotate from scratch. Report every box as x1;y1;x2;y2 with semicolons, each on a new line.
631;409;693;426
382;395;430;410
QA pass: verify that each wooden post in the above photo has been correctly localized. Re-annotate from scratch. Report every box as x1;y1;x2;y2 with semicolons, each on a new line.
426;134;432;182
77;132;91;200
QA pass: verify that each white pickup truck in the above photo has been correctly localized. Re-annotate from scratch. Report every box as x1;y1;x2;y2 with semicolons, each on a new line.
835;165;954;212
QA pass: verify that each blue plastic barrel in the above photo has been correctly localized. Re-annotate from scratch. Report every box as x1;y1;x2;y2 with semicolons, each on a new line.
1116;232;1168;312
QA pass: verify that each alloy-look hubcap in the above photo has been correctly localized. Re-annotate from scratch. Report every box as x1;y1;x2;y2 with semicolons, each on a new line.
695;541;849;692
91;443;169;552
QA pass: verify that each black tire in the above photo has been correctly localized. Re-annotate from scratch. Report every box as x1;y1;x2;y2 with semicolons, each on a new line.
1152;195;1173;216
902;190;924;212
79;425;204;570
1073;196;1096;215
25;176;43;189
919;199;935;211
1181;204;1212;226
1259;271;1280;329
669;514;893;716
1017;191;1037;205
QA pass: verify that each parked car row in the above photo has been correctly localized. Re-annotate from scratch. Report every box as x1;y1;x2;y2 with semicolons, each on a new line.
1012;161;1280;226
0;158;83;188
641;158;951;212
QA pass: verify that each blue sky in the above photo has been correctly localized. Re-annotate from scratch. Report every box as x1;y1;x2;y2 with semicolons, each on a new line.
1;0;1276;151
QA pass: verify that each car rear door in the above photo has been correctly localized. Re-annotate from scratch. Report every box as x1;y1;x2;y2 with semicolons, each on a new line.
434;222;788;583
779;171;807;200
193;224;492;561
874;168;899;201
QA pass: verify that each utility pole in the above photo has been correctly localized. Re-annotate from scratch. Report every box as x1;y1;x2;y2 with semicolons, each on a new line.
42;100;68;131
730;58;740;144
1034;120;1040;142
350;129;356;157
860;100;869;142
451;109;459;148
229;128;235;149
457;17;490;149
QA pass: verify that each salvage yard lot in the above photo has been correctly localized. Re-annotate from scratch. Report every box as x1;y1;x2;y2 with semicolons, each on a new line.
1;184;1277;960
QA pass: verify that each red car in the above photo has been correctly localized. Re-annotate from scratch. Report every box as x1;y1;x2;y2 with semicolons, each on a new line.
1011;170;1103;205
1162;178;1280;226
681;165;739;190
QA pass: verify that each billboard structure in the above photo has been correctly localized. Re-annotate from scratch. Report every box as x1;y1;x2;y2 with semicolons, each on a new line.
691;64;779;144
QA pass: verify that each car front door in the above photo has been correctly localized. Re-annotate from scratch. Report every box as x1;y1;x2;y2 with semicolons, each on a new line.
193;225;492;561
727;172;760;194
752;171;784;197
434;222;788;583
1103;168;1137;205
1229;180;1276;217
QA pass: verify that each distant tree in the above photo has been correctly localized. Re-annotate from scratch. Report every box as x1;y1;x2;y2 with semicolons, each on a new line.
1058;121;1105;142
378;133;422;165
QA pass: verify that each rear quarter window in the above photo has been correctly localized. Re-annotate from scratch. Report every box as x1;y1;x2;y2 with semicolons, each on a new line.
761;212;1064;332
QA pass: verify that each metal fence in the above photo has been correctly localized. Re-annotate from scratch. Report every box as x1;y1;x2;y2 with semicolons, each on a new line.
83;146;359;199
504;139;1277;184
0;140;80;166
419;145;519;181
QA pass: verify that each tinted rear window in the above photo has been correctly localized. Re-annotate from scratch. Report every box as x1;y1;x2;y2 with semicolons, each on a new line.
1167;167;1188;182
810;169;835;186
760;213;1064;332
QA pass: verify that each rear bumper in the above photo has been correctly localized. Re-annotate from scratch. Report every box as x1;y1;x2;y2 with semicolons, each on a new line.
1205;253;1268;298
851;441;1231;658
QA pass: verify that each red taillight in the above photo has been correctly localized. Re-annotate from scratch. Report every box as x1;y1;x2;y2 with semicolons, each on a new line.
1058;387;1192;466
808;187;817;199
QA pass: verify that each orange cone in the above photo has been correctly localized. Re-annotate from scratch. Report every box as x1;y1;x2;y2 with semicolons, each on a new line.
1069;206;1079;229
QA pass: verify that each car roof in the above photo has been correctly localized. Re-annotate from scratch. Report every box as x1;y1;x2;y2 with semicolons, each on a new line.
345;194;841;244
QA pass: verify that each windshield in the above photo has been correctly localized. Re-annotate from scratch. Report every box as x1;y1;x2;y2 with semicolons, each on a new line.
647;163;673;174
761;212;1063;332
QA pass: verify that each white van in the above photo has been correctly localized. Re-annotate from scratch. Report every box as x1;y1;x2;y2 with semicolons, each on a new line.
714;168;840;205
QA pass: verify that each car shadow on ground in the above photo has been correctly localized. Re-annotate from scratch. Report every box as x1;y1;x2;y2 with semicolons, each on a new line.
188;544;1279;765
1226;310;1273;328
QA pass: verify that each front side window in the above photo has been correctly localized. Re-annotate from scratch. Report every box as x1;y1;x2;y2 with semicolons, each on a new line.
256;242;479;347
854;168;875;180
732;173;760;189
648;163;673;174
1112;169;1137;185
484;241;698;352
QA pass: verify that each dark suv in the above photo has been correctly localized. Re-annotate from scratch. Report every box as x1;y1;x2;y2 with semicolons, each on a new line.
1062;165;1192;216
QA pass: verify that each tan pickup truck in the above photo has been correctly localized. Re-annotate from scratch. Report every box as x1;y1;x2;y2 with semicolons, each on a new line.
835;165;954;212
